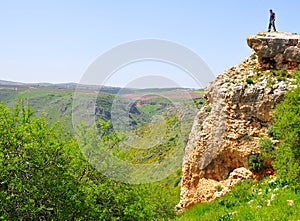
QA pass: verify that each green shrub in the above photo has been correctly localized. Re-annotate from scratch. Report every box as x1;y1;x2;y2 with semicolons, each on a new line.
276;76;285;81
215;185;223;192
246;138;274;172
205;105;212;112
251;54;257;60
193;97;206;109
253;68;260;73
268;126;276;138
245;78;254;84
267;78;275;88
271;68;288;77
259;138;274;159
218;199;239;209
247;154;263;171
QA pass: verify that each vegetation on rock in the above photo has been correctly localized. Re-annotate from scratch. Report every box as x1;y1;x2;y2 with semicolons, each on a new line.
271;71;300;184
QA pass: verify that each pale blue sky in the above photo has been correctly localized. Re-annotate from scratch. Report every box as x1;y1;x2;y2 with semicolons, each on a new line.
0;1;299;87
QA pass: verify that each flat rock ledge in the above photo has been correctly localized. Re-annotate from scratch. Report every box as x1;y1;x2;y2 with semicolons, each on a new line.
247;32;300;70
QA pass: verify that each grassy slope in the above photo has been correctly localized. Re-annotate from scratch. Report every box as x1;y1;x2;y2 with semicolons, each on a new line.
176;177;300;221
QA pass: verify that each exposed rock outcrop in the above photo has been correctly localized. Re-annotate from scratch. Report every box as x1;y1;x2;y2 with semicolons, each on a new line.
247;32;300;70
178;33;298;209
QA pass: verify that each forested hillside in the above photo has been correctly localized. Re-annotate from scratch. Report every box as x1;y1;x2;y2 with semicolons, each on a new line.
0;84;204;220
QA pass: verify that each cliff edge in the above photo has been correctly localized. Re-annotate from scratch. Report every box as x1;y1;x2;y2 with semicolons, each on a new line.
178;32;299;209
247;32;300;70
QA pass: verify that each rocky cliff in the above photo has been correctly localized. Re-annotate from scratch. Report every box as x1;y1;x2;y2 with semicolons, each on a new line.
178;32;299;209
247;32;300;70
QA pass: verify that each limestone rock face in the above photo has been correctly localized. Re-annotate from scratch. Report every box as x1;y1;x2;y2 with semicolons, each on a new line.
247;32;300;70
178;34;298;209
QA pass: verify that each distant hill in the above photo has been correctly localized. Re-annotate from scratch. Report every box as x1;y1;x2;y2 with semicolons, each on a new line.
0;80;25;86
0;79;204;133
0;79;203;94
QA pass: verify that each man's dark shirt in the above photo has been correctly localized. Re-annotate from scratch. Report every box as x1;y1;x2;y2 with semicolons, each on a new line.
270;12;275;21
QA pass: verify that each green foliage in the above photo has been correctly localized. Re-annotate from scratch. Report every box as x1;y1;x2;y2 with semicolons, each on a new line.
269;68;299;83
246;68;298;90
231;180;254;202
0;101;89;219
137;104;163;116
193;97;206;109
218;212;234;221
253;68;260;74
245;78;254;84
247;154;263;171
276;76;285;82
271;68;290;78
259;138;274;159
0;101;179;220
268;126;276;138
250;54;257;60
271;78;300;184
70;118;180;220
246;138;274;172
205;105;212;112
138;97;171;104
215;185;223;192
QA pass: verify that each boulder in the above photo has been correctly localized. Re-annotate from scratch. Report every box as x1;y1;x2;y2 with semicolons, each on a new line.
284;46;300;62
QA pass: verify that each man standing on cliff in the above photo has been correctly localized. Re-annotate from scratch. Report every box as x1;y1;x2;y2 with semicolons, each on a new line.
268;9;277;32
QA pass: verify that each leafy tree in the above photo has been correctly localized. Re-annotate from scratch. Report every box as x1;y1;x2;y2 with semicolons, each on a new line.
0;101;91;220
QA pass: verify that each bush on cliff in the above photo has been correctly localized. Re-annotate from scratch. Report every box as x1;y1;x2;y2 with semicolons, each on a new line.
271;71;300;184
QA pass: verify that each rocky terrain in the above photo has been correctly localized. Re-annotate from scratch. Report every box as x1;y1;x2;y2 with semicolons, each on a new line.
178;32;300;209
247;32;300;70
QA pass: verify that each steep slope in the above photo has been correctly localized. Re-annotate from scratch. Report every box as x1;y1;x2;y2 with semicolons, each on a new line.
178;32;300;209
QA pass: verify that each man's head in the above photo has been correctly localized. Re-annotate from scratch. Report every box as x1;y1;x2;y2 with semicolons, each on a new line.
270;9;273;13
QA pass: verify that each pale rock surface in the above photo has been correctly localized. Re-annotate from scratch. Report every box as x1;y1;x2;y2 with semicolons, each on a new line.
247;32;300;70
